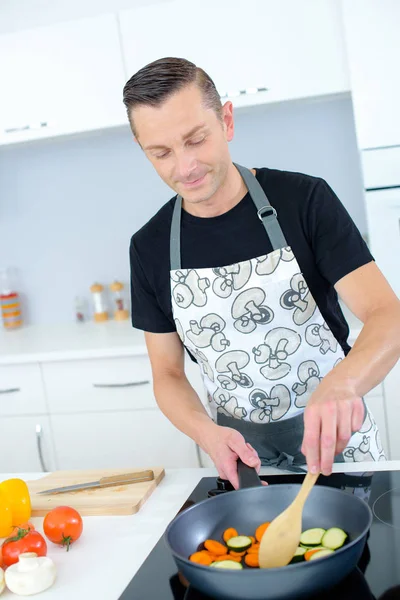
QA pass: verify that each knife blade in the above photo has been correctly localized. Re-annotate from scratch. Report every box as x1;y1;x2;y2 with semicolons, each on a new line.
37;470;155;495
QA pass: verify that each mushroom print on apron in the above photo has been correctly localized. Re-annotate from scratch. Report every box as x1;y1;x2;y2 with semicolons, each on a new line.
170;164;384;469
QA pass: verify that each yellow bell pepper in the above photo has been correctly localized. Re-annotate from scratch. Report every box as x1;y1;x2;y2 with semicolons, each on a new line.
0;489;13;538
0;479;31;527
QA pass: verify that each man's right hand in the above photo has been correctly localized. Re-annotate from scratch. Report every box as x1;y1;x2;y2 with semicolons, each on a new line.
202;424;262;489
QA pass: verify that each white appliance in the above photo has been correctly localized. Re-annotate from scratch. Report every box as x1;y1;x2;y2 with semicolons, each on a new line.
361;146;400;460
362;147;400;298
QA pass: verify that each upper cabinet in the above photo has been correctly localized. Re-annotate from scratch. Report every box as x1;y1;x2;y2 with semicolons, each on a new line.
341;0;400;149
0;14;127;146
119;0;350;109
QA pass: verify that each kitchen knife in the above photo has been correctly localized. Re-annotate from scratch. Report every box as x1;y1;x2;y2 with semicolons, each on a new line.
37;470;155;494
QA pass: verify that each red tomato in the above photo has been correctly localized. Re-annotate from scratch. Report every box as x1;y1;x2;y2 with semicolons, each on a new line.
2;529;47;567
10;521;35;537
43;506;83;551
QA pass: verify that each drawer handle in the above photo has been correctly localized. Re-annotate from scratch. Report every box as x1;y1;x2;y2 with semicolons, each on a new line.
92;381;150;388
0;388;20;394
35;424;48;473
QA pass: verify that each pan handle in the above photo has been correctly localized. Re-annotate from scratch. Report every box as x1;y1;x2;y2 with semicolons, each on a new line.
237;460;263;489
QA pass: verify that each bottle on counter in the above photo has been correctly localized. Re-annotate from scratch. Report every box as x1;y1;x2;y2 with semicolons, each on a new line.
90;283;108;322
0;267;23;330
109;280;129;321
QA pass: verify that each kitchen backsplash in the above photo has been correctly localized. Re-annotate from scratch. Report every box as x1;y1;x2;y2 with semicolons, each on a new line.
0;95;367;326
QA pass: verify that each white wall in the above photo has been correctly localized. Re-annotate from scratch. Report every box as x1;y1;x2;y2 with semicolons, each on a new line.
0;95;367;326
0;0;171;33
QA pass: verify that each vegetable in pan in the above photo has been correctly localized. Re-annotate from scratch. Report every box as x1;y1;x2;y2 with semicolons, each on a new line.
189;525;348;569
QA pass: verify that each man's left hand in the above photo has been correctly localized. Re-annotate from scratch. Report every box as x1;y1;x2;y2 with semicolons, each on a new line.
301;378;365;476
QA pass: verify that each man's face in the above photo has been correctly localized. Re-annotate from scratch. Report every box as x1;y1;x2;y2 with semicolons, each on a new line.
132;83;234;204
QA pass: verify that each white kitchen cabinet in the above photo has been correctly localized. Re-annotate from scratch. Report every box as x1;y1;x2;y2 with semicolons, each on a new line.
365;187;400;298
51;409;199;469
0;363;47;416
0;13;127;146
341;0;400;149
119;0;349;109
0;416;56;473
41;355;155;414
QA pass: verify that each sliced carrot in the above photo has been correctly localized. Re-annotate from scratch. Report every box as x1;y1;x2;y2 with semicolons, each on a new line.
255;522;270;542
214;554;242;562
248;536;256;545
189;551;213;566
245;553;259;568
229;550;246;557
204;540;228;556
247;543;260;554
305;548;325;561
223;527;239;543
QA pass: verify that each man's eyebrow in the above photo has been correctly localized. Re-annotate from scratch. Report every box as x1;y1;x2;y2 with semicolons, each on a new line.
143;124;207;151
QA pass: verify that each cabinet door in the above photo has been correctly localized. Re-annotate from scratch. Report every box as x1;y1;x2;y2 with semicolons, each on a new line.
51;410;199;469
0;363;47;416
0;416;56;473
120;0;348;109
341;0;400;149
366;188;400;297
0;13;126;145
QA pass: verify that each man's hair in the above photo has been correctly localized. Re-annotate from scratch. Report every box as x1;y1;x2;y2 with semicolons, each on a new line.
122;57;223;135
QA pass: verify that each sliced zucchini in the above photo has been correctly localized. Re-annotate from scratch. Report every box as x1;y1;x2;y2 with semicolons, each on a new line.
321;528;348;550
226;536;253;552
300;528;326;547
290;546;307;564
210;560;243;570
308;549;335;561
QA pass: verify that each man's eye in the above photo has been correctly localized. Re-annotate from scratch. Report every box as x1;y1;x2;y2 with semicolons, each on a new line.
188;137;205;146
155;151;170;159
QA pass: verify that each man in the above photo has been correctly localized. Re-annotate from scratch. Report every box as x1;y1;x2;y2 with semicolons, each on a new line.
124;57;400;489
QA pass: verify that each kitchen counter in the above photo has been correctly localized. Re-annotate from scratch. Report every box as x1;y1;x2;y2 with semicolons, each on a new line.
1;462;399;600
0;321;147;365
0;305;363;365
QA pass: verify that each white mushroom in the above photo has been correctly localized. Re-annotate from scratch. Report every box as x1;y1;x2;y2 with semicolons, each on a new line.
211;332;230;352
253;328;301;381
185;270;210;307
173;282;194;309
305;322;338;354
215;350;253;388
249;385;291;423
213;389;247;419
231;288;274;334
5;552;56;596
186;320;215;348
292;360;321;408
280;274;316;326
193;350;214;382
217;374;237;391
343;436;374;462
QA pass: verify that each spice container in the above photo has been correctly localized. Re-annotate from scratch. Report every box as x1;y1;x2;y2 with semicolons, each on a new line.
110;280;129;321
90;283;108;322
0;268;23;330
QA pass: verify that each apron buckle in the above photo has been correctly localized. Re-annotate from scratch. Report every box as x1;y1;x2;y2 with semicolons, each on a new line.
257;206;277;221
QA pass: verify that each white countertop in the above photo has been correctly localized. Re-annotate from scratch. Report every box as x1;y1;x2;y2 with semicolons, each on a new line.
1;462;399;600
0;321;147;364
0;306;363;365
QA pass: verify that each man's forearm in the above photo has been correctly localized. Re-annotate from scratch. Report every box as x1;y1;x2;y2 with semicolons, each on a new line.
153;373;218;449
325;304;400;395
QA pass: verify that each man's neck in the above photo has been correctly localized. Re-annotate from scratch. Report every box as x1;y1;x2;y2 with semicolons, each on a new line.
182;164;255;218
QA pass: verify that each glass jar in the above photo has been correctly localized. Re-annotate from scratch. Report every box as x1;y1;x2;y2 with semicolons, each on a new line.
0;268;23;330
109;280;129;321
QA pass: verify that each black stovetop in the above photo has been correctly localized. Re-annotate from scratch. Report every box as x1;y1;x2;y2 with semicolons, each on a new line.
120;470;400;600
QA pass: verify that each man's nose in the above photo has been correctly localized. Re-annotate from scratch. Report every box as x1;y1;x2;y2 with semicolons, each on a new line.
175;151;197;181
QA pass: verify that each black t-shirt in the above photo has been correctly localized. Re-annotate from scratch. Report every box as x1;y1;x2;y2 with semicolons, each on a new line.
130;167;373;355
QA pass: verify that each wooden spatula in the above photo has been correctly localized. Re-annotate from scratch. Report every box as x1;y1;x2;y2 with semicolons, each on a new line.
259;471;319;568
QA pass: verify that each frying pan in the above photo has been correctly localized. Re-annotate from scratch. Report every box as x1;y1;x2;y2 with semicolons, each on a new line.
165;462;373;600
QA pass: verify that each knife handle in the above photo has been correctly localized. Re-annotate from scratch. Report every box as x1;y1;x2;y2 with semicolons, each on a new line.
99;470;154;487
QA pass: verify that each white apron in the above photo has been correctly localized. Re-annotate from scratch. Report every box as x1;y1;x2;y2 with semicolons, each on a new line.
170;164;384;468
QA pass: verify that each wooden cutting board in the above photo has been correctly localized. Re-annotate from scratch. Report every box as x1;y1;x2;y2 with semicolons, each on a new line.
26;467;165;516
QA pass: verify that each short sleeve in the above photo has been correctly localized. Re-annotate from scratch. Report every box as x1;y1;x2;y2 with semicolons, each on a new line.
308;179;374;286
129;237;175;333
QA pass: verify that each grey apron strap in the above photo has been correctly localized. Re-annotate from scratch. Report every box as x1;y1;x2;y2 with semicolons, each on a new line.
170;194;182;271
169;163;288;270
233;163;288;251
